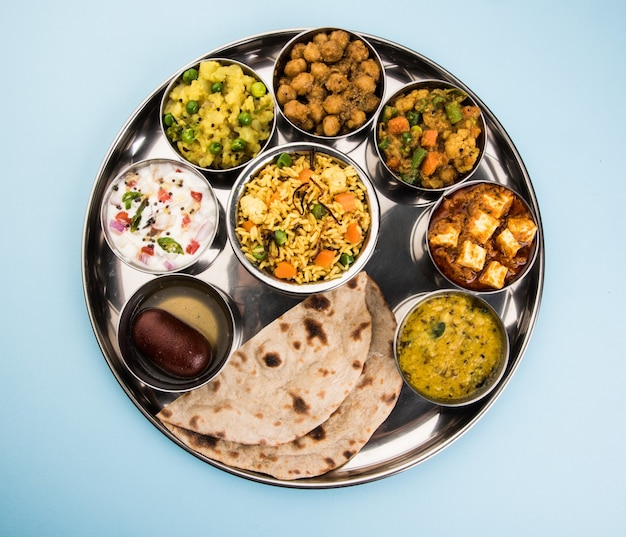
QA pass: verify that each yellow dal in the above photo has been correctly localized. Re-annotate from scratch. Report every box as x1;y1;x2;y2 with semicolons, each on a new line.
396;293;504;403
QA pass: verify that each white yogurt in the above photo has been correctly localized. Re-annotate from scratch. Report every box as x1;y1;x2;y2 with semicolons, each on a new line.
103;159;218;272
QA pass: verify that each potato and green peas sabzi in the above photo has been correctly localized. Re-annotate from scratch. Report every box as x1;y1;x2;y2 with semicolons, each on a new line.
377;87;482;189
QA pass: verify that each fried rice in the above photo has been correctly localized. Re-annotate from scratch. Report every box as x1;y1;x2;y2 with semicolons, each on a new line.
235;152;371;283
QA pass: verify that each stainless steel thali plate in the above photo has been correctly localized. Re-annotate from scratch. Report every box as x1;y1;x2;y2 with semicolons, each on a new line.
81;29;544;488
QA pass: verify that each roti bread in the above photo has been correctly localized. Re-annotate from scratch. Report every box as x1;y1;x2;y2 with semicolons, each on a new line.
161;276;403;480
157;272;372;446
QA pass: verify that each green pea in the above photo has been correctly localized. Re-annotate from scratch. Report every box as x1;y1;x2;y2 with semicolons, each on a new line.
209;142;223;154
163;113;175;127
276;152;292;168
211;82;223;93
274;229;287;246
238;112;252;126
250;81;267;97
182;68;198;84
181;128;195;143
311;203;325;220
186;100;199;114
339;253;354;267
231;138;246;152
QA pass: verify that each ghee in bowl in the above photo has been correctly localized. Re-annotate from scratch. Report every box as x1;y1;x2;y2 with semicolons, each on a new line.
394;290;509;406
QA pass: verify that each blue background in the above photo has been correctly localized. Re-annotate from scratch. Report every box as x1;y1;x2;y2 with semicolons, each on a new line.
2;1;625;535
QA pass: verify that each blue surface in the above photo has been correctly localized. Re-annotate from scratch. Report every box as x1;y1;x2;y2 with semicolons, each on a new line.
2;1;625;535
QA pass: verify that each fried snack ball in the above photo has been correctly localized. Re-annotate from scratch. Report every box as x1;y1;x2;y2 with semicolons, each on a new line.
277;30;382;137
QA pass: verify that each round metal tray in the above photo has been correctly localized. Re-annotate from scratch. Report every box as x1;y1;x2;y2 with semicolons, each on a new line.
82;29;544;488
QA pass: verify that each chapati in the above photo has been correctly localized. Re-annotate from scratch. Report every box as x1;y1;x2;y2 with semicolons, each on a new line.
161;275;403;480
157;272;372;446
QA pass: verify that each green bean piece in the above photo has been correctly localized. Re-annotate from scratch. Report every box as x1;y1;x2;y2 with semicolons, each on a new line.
401;131;413;145
250;81;267;97
378;136;390;151
276;152;292;168
411;147;428;170
231;138;246;152
186;100;199;114
251;243;266;260
238;112;252;126
209;142;223;155
274;229;287;246
406;110;420;126
211;81;223;93
445;101;463;124
182;68;199;84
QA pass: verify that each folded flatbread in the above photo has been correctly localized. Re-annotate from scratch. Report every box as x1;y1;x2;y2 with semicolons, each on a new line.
161;276;403;480
157;272;372;446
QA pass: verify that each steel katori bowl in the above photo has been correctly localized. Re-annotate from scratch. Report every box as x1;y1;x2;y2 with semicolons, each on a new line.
373;79;487;194
117;274;240;392
226;142;380;296
272;27;386;153
100;158;219;274
394;289;509;407
426;179;540;293
160;57;277;175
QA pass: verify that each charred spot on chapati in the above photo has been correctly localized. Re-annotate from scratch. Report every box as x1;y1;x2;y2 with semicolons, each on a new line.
343;450;356;460
291;393;310;414
352;360;363;370
280;322;290;332
304;317;328;345
308;425;326;442
352;321;371;341
263;352;282;367
292;340;302;350
304;294;332;312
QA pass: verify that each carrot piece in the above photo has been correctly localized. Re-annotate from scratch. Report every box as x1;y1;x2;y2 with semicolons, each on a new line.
420;129;438;148
241;220;256;232
387;116;410;135
268;191;281;206
334;192;356;212
420;151;442;176
298;168;313;183
345;222;362;244
274;261;297;279
314;250;335;269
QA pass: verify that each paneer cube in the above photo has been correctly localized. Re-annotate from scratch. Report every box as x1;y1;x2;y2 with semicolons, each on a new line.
496;228;522;258
456;240;486;271
429;221;460;248
468;210;500;244
508;217;538;243
479;261;509;289
479;189;514;218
